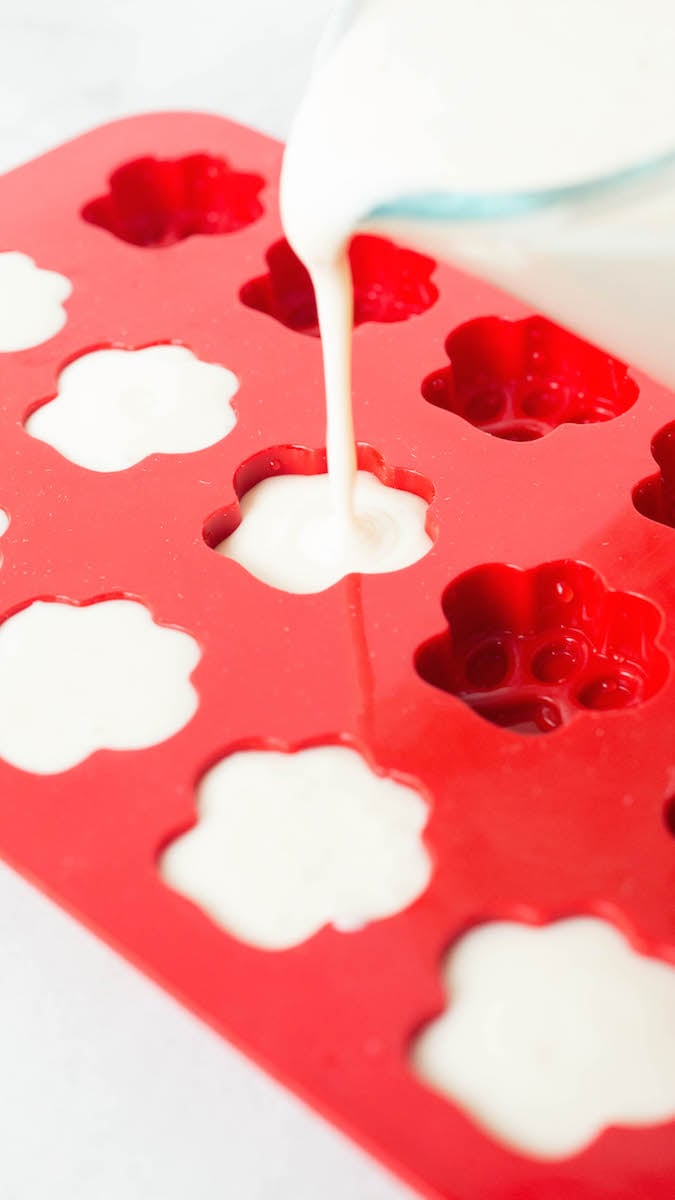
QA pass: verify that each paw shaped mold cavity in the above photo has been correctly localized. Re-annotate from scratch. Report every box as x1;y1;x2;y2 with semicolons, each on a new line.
416;560;667;734
160;744;431;950
412;918;675;1159
204;444;434;594
0;252;71;352
25;345;238;471
422;315;638;441
0;598;199;773
82;154;265;247
240;236;438;336
633;421;675;529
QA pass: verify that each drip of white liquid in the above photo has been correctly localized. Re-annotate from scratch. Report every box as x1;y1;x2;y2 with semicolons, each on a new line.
312;258;357;534
281;0;675;529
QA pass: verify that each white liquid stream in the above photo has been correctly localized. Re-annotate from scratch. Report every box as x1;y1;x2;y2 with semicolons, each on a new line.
281;0;675;533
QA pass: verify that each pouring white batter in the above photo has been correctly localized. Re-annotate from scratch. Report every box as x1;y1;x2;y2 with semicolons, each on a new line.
280;0;675;540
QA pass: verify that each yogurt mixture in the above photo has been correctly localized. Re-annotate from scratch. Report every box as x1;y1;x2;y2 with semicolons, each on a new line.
413;918;675;1158
161;744;431;950
218;468;431;593
281;0;675;536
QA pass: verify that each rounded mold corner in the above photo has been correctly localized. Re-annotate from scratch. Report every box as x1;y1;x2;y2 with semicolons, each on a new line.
81;153;265;247
240;235;438;336
415;560;669;735
421;315;639;441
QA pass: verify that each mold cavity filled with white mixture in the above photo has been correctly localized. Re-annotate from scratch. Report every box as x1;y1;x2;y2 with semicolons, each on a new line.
216;469;432;594
412;917;675;1159
25;345;239;471
160;745;431;950
0;599;199;773
0;252;71;352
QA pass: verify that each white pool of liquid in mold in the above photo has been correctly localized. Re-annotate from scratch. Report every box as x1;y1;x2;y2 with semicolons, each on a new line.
26;345;239;471
413;917;675;1158
216;468;432;593
161;744;431;950
0;599;199;773
0;252;71;353
281;0;675;544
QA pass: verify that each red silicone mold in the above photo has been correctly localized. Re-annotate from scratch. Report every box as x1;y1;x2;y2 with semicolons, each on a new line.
0;113;674;1200
240;234;438;335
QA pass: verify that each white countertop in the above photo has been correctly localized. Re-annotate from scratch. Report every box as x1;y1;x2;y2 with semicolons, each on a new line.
0;3;417;1196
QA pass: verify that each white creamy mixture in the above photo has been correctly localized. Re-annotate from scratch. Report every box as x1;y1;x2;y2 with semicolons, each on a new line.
0;600;199;773
0;252;71;352
281;0;675;535
161;744;431;950
26;345;238;471
217;468;431;593
413;918;675;1158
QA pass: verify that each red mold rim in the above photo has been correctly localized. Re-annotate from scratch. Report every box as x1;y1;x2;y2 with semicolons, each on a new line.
633;420;675;530
203;442;438;549
240;235;438;336
82;154;265;247
422;315;639;441
415;560;668;734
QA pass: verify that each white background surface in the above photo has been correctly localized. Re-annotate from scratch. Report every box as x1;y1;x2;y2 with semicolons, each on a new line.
0;2;417;1197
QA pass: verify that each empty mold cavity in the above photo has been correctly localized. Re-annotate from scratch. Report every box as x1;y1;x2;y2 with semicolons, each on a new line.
415;561;667;734
205;444;435;594
422;315;638;441
240;235;438;335
0;598;199;773
633;421;675;529
0;252;71;352
412;917;675;1159
25;345;238;471
664;796;675;837
82;154;265;247
160;744;431;950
